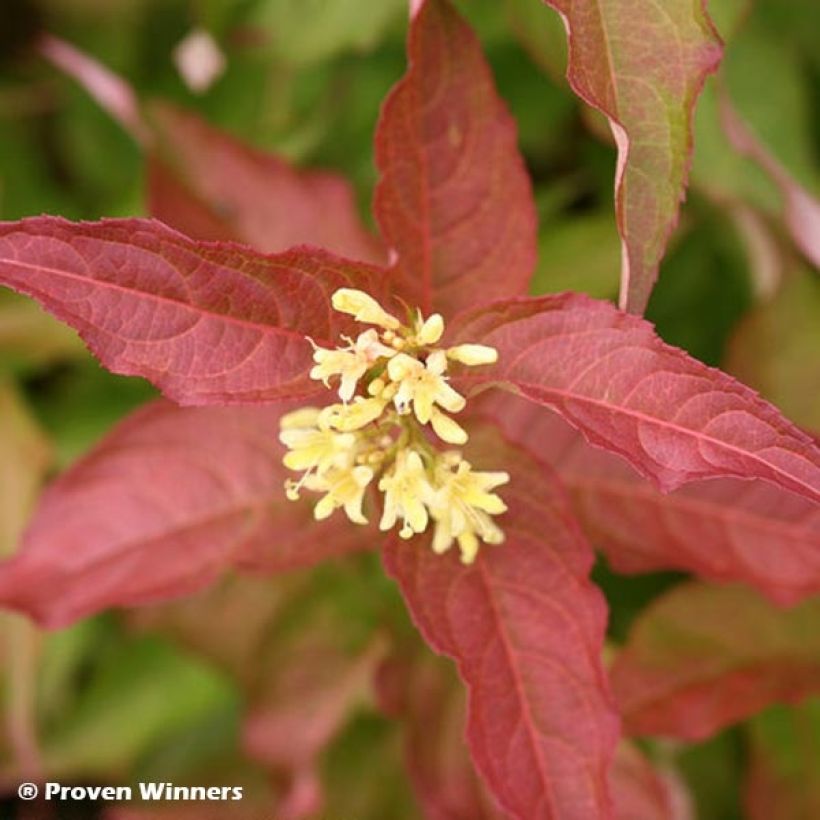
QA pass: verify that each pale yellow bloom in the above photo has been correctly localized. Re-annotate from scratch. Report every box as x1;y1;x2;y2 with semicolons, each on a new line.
430;459;509;563
310;329;395;401
429;407;467;445
279;406;322;431
387;351;465;424
332;289;400;330
446;343;498;366
321;397;388;432
279;426;355;474
305;464;374;524
378;450;434;538
415;311;444;345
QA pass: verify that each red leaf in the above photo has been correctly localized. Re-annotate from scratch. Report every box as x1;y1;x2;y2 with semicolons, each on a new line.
540;0;722;312
611;582;820;740
147;103;384;263
0;217;388;404
481;393;820;605
374;0;536;317
384;423;619;820
610;742;692;820
451;293;820;504
0;400;375;627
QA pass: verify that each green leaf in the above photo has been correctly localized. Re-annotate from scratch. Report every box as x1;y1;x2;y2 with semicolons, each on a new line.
249;0;405;66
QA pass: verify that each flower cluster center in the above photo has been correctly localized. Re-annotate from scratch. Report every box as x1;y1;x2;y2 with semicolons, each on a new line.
280;289;508;564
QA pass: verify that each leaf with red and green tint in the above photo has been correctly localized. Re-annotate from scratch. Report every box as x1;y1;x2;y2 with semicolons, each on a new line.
610;742;692;820
147;103;384;263
727;269;820;434
611;582;820;740
743;701;820;820
539;0;722;312
243;631;386;820
451;293;820;504
0;290;85;369
0;400;376;627
385;424;619;820
0;384;51;558
374;0;536;317
376;644;503;819
480;393;820;606
0;217;389;405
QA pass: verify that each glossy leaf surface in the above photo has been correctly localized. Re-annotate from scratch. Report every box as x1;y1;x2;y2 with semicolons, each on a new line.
0;217;388;404
148;104;383;263
385;425;619;819
375;0;536;316
0;400;376;626
481;394;820;605
540;0;722;312
612;582;820;740
452;293;820;503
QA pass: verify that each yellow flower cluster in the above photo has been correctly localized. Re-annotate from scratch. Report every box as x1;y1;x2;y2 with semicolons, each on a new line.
280;289;508;564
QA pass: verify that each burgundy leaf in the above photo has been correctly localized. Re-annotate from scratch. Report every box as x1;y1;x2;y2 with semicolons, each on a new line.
384;423;619;820
0;400;376;627
480;393;820;606
611;582;820;740
451;293;820;504
0;217;389;405
374;0;536;317
540;0;722;312
148;103;384;262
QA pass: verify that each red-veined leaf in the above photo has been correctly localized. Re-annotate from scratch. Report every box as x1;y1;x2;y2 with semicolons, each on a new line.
0;400;376;627
374;0;536;317
451;293;820;504
148;103;384;263
610;742;693;820
743;701;820;820
539;0;722;312
479;393;820;606
611;582;820;740
0;217;389;405
384;423;619;820
376;644;503;819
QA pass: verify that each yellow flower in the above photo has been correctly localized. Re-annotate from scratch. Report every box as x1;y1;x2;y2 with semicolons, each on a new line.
446;343;498;366
279;420;355;475
414;311;444;345
430;458;509;564
305;465;374;524
320;397;388;432
332;289;400;330
387;350;465;424
310;329;395;402
429;407;467;445
378;450;434;538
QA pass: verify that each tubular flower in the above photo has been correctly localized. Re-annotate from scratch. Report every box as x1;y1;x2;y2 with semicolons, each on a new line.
429;457;510;564
378;450;435;538
280;288;508;562
310;328;395;402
